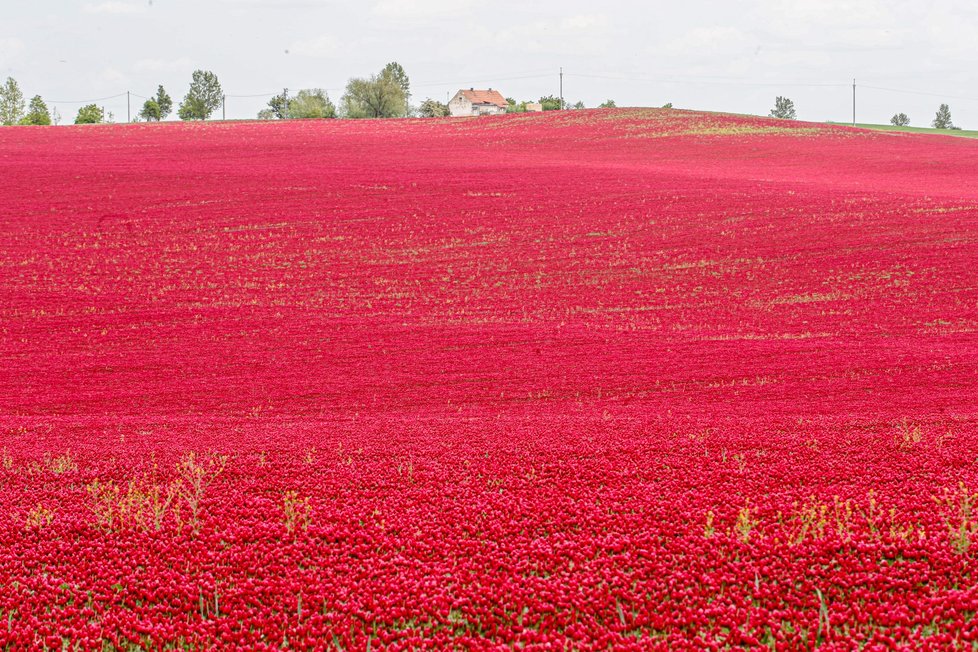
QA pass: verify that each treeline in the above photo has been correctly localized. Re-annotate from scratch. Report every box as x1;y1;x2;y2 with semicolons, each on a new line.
0;62;614;125
770;95;964;130
254;63;603;120
2;66;968;129
0;70;220;125
0;77;56;125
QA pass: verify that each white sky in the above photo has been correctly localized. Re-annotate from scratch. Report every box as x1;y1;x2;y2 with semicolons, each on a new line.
2;0;977;127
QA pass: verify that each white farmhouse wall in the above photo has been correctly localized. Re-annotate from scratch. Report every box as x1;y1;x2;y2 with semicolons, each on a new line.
449;90;508;117
449;93;473;117
474;104;506;116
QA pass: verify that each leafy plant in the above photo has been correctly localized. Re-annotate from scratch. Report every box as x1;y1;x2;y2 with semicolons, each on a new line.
20;96;50;126
934;482;978;554
74;104;104;124
788;496;828;545
341;66;408;118
770;96;797;120
896;419;923;450
932;104;954;130
178;70;223;121
418;99;449;118
890;113;910;127
281;490;312;535
0;77;25;125
175;451;227;533
25;504;55;529
735;499;758;542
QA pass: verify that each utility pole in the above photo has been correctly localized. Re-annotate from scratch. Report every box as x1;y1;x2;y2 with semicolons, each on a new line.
127;91;130;123
222;95;226;121
852;79;856;127
559;67;564;110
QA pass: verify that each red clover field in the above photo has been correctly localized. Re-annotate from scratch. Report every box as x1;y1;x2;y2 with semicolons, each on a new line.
3;108;978;649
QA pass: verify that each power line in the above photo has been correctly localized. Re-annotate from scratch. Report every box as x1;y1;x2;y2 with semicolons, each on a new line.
33;69;978;124
33;70;978;105
225;92;284;99
567;72;850;88
860;84;978;103
411;73;554;89
48;92;128;104
220;72;556;99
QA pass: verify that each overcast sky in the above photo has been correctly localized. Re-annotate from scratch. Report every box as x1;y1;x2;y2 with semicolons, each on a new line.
2;0;977;126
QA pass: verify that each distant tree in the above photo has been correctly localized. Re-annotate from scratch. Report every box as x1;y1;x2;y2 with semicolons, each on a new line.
0;77;26;125
418;98;449;117
769;96;796;120
505;98;528;113
260;88;335;120
266;89;290;120
341;69;408;118
288;89;336;119
598;99;616;108
571;100;585;110
139;99;161;121
177;97;204;121
20;95;51;125
178;70;223;121
539;95;562;111
74;104;104;124
155;85;173;120
890;113;910;127
662;102;673;109
932;103;954;129
382;62;410;100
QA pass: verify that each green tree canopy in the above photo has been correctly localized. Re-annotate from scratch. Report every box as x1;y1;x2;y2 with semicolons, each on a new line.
418;98;449;118
382;62;410;100
155;85;173;120
20;95;51;125
932;104;954;129
0;77;26;126
139;99;161;121
538;95;562;111
505;98;527;113
288;89;336;119
267;89;290;120
340;69;408;119
890;113;910;127
262;89;336;119
598;99;617;109
74;104;104;124
178;70;223;121
769;96;796;120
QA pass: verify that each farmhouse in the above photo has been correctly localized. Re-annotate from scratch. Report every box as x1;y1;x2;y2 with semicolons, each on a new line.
449;88;508;117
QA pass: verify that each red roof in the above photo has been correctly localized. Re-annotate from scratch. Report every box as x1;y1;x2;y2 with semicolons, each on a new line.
459;89;507;108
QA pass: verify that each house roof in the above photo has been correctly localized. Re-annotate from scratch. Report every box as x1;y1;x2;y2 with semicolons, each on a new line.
458;89;508;108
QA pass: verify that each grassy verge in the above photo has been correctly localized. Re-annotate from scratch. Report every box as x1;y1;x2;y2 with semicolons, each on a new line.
828;122;978;139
